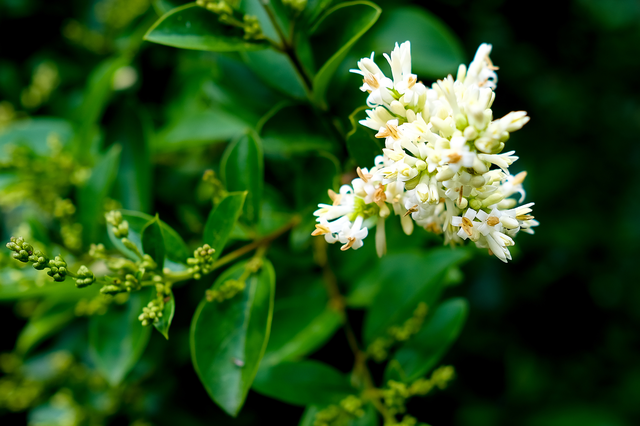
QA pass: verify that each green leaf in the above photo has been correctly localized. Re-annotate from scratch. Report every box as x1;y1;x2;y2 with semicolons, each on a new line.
203;191;247;261
241;49;309;100
89;289;153;386
363;248;471;344
142;215;166;270
74;56;130;158
310;1;381;109
144;4;268;52
302;0;335;26
155;109;250;152
154;291;175;340
261;278;342;367
385;298;468;382
107;210;190;270
190;259;275;416
253;360;354;406
238;0;289;44
221;131;264;224
78;144;121;245
0;118;74;154
258;103;338;158
361;6;465;79
346;106;383;167
15;300;77;355
109;104;152;213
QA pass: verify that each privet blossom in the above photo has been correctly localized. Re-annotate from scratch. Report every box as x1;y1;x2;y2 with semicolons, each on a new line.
313;41;538;262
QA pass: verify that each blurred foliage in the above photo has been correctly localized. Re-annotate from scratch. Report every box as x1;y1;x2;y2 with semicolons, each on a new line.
0;0;639;425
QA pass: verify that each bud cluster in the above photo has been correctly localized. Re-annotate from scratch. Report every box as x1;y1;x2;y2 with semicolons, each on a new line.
106;210;129;238
187;244;216;280
195;0;264;40
382;366;455;419
367;302;428;362
313;42;538;262
313;395;365;426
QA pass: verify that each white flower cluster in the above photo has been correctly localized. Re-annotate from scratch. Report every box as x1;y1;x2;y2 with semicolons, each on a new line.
313;41;538;262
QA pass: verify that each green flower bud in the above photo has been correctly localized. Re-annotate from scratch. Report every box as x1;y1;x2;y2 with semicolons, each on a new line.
74;265;95;288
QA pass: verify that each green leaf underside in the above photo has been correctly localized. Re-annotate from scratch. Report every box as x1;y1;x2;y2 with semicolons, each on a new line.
154;291;176;340
310;1;381;109
386;298;468;382
362;6;465;79
89;289;153;386
78;144;121;245
261;278;342;367
155;109;250;151
144;3;268;52
190;259;275;416
107;210;190;269
203;191;247;262
142;216;166;271
221;131;264;224
346;106;383;168
253;360;354;406
363;248;471;344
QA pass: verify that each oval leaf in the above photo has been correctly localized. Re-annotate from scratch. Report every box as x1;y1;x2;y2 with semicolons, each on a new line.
310;1;381;109
144;3;269;52
241;49;309;100
107;210;190;270
89;289;153;386
363;248;471;344
153;291;175;340
142;215;166;271
253;360;354;406
190;259;275;416
203;191;247;262
221;131;264;224
385;298;468;382
261;278;342;367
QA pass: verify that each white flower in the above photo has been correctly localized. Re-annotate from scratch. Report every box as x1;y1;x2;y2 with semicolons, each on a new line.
441;136;475;173
350;53;395;107
451;208;479;240
338;216;368;251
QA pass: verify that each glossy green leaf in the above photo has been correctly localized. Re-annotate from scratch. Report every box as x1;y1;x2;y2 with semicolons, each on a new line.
89;289;153;386
385;298;468;382
362;6;464;79
238;0;288;44
363;248;471;344
155;109;250;152
261;278;342;367
221;131;264;224
109;105;152;213
302;0;335;26
203;191;247;261
78;144;121;245
142;215;166;270
190;259;275;416
15;300;77;355
0;118;74;154
107;210;190;270
253;360;354;406
154;291;175;340
310;1;381;109
144;4;268;52
241;49;309;100
258;103;338;158
346;106;383;167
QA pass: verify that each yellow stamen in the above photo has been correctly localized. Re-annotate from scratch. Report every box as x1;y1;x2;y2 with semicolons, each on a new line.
448;153;462;163
373;184;386;204
375;122;400;140
404;205;418;217
328;189;341;206
461;217;473;236
340;237;356;251
311;224;330;236
357;167;372;183
487;217;500;226
407;75;417;89
363;74;380;90
512;171;527;185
